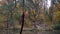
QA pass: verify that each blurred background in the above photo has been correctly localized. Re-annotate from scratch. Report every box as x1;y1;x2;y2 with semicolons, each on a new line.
0;0;60;34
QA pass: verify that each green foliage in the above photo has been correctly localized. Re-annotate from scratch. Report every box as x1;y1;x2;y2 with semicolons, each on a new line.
7;2;14;7
54;24;60;30
14;13;21;20
0;15;5;23
9;17;15;23
0;16;3;22
0;0;60;29
53;22;60;30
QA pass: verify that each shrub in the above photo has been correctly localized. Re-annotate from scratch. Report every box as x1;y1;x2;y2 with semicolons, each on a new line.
53;24;60;30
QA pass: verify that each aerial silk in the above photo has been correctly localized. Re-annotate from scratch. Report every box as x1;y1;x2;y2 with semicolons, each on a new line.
20;0;25;34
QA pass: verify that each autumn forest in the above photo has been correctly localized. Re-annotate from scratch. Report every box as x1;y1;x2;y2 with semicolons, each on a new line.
0;0;60;34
